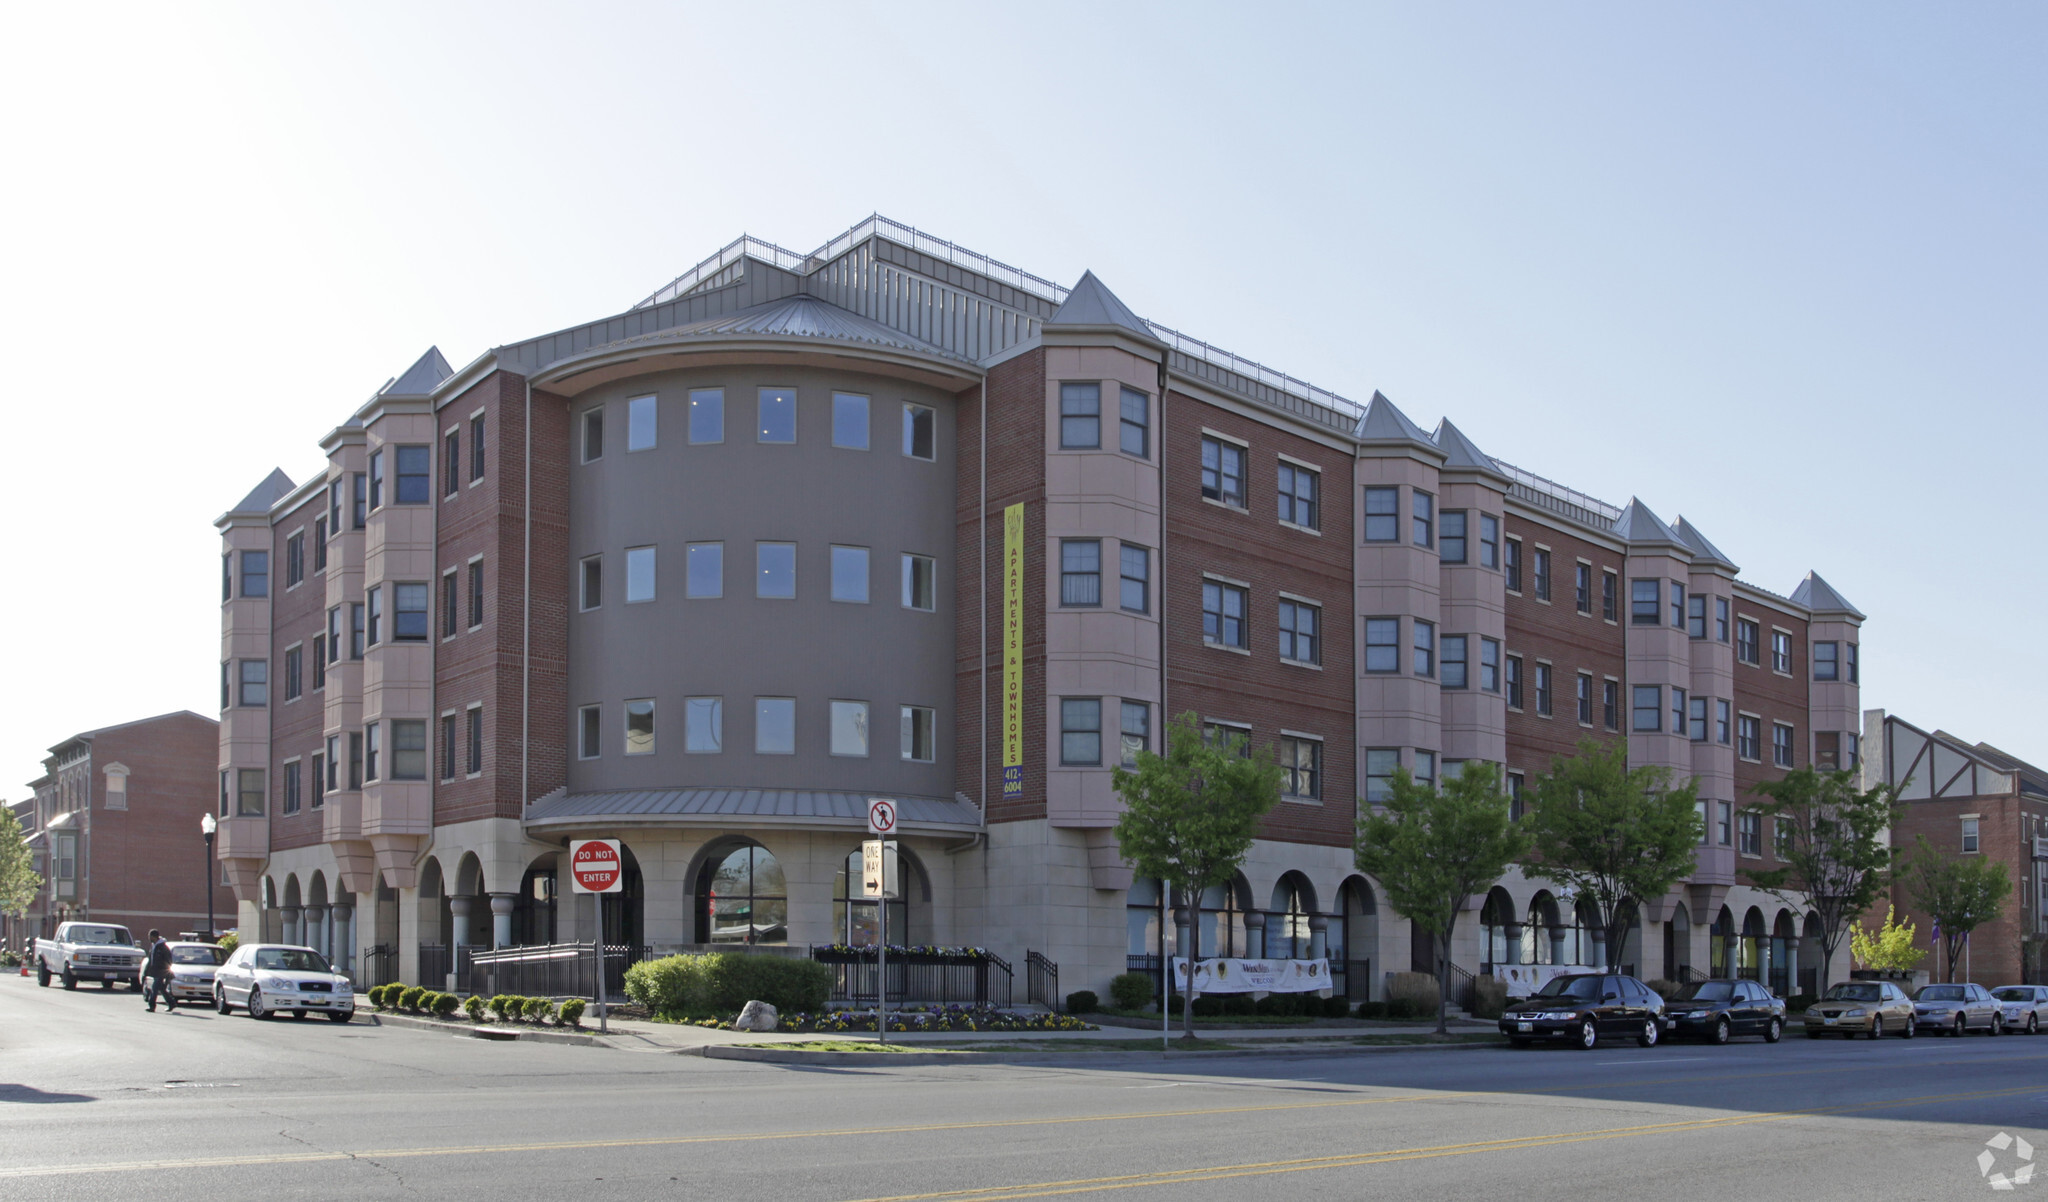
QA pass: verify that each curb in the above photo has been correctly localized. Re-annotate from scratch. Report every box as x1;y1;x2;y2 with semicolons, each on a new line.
366;1012;612;1047
697;1038;1505;1067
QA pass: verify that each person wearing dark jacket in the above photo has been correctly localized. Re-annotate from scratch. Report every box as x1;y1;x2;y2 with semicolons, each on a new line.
144;930;176;1012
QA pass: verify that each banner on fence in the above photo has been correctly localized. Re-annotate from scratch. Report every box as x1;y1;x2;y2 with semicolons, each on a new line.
1171;957;1332;995
1490;962;1603;998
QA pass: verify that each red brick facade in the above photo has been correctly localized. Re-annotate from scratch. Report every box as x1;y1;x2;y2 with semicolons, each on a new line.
1502;514;1628;774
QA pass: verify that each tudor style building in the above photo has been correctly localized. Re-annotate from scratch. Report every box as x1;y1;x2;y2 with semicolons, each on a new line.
214;215;1861;997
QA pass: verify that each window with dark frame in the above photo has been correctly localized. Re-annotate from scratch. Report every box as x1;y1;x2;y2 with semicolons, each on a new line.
1716;699;1731;745
1060;697;1102;765
241;550;269;598
1632;579;1660;625
1119;545;1148;613
1413;620;1435;677
582;407;604;461
578;705;600;760
1505;537;1522;591
1441;510;1467;563
1773;722;1795;768
1602;679;1619;730
1363;487;1398;541
1814;641;1838;681
1633;685;1661;732
1364;749;1399;804
352;472;367;528
579;557;600;612
395;445;431;504
1531;547;1550;601
1602;571;1617;621
1771;630;1793;674
284;646;302;701
467;707;483;775
1119;387;1148;458
444;569;460;635
1060;383;1101;449
313;517;327;571
328;479;342;539
1576;673;1592;723
391;720;427;781
1687;594;1707;638
281;762;301;814
444;431;460;498
903;404;935;460
394;583;428;641
1365;618;1399;673
1673;687;1687;737
1738;715;1761;760
1277;462;1318;529
285;533;304;588
1119;701;1149;768
470;413;486;481
1671;582;1687;629
1506;654;1523;708
1412;492;1434;548
350;603;364;658
1279;600;1320;665
368;450;385;510
1202;580;1248;649
1689;696;1708;742
1201;437;1246;507
1738;812;1761;857
1480;638;1500;692
1574;562;1591;613
1737;618;1760;664
1716;597;1730;642
1280;738;1322;800
365;586;382;647
1479;514;1499;568
1059;540;1101;607
363;722;380;782
311;753;325;808
469;561;484;628
312;634;326;690
443;714;459;779
1441;635;1468;688
1534;663;1552;715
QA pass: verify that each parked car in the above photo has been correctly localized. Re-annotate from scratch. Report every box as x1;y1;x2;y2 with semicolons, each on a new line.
1804;980;1916;1039
1913;982;2003;1035
212;944;355;1022
1499;973;1664;1049
158;942;229;1004
34;922;147;991
1990;985;2048;1035
1661;978;1786;1044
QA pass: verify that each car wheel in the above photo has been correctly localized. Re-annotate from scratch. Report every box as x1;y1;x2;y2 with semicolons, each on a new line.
36;962;49;987
1637;1019;1660;1048
1576;1019;1598;1050
1868;1016;1883;1041
248;987;272;1021
1989;1015;2003;1037
1712;1017;1731;1045
1765;1018;1783;1044
1953;1015;1966;1037
100;979;113;990
2028;1014;2039;1036
327;1010;352;1024
215;986;232;1015
1901;1017;1915;1039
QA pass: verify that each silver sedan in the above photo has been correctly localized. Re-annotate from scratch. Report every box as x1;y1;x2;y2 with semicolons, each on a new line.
1991;985;2048;1035
1913;982;2003;1035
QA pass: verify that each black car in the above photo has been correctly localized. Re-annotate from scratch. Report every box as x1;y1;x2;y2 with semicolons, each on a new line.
1499;973;1665;1049
1660;978;1786;1044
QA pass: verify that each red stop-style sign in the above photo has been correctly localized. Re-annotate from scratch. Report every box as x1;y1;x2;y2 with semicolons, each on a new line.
570;839;623;894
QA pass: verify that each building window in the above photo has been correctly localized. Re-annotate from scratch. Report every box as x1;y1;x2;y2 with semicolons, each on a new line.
1574;563;1591;613
285;533;304;588
758;388;796;443
1813;642;1838;681
686;698;722;753
1506;655;1524;709
1060;698;1102;765
1844;732;1860;769
903;403;935;460
444;430;460;498
470;414;486;481
1846;643;1858;683
1280;737;1322;800
1687;594;1707;638
901;705;935;762
234;549;268;600
1774;817;1794;860
1576;673;1592;724
1480;638;1501;692
313;517;327;571
368;450;385;510
1060;383;1100;449
1738;715;1761;760
1441;511;1467;563
1633;685;1661;732
1534;663;1552;715
1119;387;1149;458
1716;699;1732;745
1602;571;1617;621
237;768;265;817
394;583;428;641
1738;812;1762;856
1119;701;1149;767
1673;688;1687;737
1201;437;1246;507
1717;801;1732;846
754;698;795;754
756;543;795;599
352;472;367;528
578;705;600;760
830;545;870;603
1277;462;1318;529
282;762;300;816
831;392;868;450
1689;696;1708;742
328;479;343;538
344;733;359;790
284;646;302;701
1279;600;1321;665
1771;630;1793;674
443;569;461;633
1715;597;1730;642
442;715;458;779
691;389;724;444
1773;722;1795;767
366;586;383;647
312;635;326;690
1060;539;1101;606
829;700;870;757
688;543;723;599
1962;817;1980;854
1364;749;1399;803
1479;515;1499;568
1413;620;1435;677
902;553;935;611
1504;537;1522;591
1671;582;1687;629
628;395;659;452
1631;579;1659;624
1363;487;1398;542
579;557;602;611
239;659;268;707
1442;635;1469;688
364;722;381;782
623;546;656;603
1531;548;1550;601
468;561;484;628
395;445;431;504
1508;772;1526;821
624;699;655;756
1736;618;1760;664
1414;751;1436;791
391;720;427;781
1119;545;1149;613
311;752;326;806
1203;580;1248;649
467;707;483;774
1365;618;1399;673
1603;679;1620;730
1412;492;1434;548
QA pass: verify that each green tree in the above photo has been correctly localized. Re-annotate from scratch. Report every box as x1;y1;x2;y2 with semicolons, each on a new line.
1850;905;1925;974
1904;836;2013;982
0;808;40;922
1355;762;1528;1034
1522;739;1700;974
1112;712;1283;1041
1746;766;1900;993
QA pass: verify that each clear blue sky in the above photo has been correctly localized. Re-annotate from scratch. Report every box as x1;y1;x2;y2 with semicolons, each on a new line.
2;2;2040;794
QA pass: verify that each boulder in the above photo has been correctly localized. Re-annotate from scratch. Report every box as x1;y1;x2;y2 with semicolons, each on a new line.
732;1000;779;1032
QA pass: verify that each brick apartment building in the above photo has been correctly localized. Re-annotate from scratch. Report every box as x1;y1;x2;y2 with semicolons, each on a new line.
5;711;221;950
1871;711;2048;985
214;215;1860;996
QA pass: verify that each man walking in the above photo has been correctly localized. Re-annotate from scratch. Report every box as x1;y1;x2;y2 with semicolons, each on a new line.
144;930;176;1013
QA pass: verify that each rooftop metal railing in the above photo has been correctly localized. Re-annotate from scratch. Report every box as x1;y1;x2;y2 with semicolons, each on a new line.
1493;459;1622;524
1147;321;1363;429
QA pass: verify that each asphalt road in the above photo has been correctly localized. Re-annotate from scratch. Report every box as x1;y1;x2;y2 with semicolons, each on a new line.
4;974;2045;1200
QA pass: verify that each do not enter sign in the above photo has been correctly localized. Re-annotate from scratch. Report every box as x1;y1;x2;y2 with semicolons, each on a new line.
569;839;624;894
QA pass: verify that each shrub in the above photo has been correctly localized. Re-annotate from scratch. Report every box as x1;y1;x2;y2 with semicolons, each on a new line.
216;932;240;957
1065;990;1099;1014
623;953;832;1018
559;998;587;1027
1191;995;1223;1017
1321;994;1353;1018
1385;972;1439;1016
522;997;552;1022
1221;994;1255;1017
400;985;427;1012
1473;977;1509;1021
1384;997;1421;1019
1356;1001;1387;1020
433;992;461;1018
1168;994;1186;1016
489;994;514;1020
464;995;487;1021
1108;972;1155;1011
367;984;387;1009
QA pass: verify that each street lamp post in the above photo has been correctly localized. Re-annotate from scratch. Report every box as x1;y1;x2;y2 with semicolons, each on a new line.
200;813;217;940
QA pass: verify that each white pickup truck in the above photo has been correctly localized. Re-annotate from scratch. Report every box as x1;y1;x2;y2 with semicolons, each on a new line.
35;922;148;991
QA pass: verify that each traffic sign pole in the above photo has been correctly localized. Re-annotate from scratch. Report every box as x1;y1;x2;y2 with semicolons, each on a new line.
569;839;623;1034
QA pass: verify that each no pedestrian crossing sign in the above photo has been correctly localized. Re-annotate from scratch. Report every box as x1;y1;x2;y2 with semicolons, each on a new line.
569;839;624;894
867;798;897;836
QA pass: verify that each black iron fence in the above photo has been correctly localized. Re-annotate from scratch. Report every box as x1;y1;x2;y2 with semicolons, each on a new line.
1026;950;1059;1011
418;944;450;989
364;944;397;989
1337;958;1371;1001
1445;961;1478;1012
812;947;1013;1008
460;943;648;1000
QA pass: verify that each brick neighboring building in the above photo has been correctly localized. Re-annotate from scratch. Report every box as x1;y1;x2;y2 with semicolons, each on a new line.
6;711;220;949
1872;711;2048;985
212;215;1862;997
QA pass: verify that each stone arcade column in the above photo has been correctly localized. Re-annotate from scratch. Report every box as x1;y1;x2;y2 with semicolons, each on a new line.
1309;915;1329;961
305;906;329;959
449;896;473;950
330;902;354;976
1245;912;1267;960
489;893;516;950
281;906;301;947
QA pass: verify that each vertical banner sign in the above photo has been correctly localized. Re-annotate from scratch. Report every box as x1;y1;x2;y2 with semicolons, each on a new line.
1002;503;1025;799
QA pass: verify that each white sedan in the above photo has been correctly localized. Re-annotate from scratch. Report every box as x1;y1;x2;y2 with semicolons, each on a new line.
1992;985;2048;1035
213;944;355;1022
161;942;229;1003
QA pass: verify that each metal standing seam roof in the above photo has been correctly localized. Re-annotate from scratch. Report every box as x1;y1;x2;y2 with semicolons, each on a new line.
526;787;981;829
586;294;974;366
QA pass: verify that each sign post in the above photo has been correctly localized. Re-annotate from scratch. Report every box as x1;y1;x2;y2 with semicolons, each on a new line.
865;800;898;1045
569;839;623;1035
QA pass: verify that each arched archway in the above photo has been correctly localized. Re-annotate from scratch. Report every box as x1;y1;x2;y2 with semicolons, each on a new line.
1740;907;1767;981
1480;887;1516;969
1336;876;1379;999
1574;895;1604;968
833;843;929;946
1525;891;1562;966
261;876;280;943
1268;872;1319;961
416;857;447;985
1711;905;1735;976
692;839;783;944
1199;874;1252;959
512;853;559;947
1800;911;1826;995
1664;903;1692;980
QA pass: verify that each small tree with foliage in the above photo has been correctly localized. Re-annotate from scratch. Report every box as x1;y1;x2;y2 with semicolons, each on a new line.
0;808;41;924
1850;905;1925;974
1747;765;1899;994
1355;762;1528;1034
1522;739;1700;974
1113;712;1283;1041
1904;836;2013;982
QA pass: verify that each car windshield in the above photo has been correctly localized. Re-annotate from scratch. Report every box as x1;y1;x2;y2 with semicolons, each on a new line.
172;946;227;966
71;925;134;946
252;948;333;973
1532;976;1601;999
1918;985;1965;1002
1992;988;2034;1002
1676;982;1734;1001
1824;984;1880;1002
